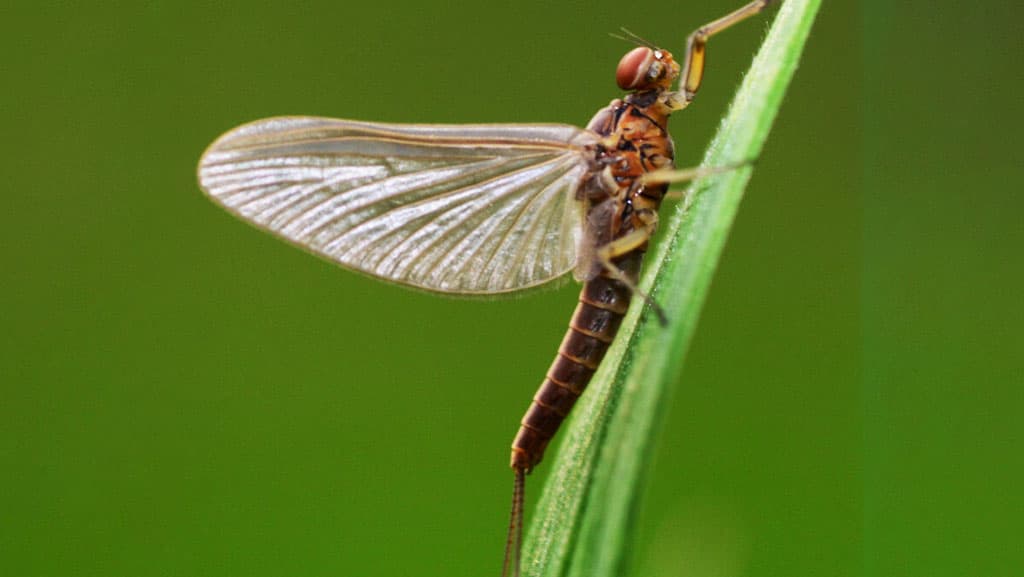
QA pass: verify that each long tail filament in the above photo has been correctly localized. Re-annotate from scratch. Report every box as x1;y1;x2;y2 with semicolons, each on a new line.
501;468;526;577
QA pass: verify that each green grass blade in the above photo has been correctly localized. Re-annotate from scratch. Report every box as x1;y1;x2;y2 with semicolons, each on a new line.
520;1;822;576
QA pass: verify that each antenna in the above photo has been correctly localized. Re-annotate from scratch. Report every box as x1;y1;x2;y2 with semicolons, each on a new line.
608;27;659;49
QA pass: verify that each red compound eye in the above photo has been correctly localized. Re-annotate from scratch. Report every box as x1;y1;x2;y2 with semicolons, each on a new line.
616;46;655;90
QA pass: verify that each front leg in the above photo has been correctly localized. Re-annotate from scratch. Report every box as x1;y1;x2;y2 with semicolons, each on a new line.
669;0;778;110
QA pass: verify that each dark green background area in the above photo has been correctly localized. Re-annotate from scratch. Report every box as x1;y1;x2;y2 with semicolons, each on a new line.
1;2;1019;576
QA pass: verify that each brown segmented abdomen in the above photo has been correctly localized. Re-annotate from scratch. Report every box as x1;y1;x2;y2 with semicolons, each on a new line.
508;94;671;472
510;252;643;471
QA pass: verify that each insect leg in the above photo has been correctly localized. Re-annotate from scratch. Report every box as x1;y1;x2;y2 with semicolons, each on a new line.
642;160;754;200
672;0;778;109
596;210;669;325
641;160;751;187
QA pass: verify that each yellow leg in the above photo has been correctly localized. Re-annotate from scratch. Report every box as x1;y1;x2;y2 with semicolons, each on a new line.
596;210;669;325
643;160;754;200
672;0;778;109
640;160;750;186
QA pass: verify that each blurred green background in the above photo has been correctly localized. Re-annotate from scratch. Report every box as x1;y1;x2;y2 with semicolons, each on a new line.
2;1;1019;576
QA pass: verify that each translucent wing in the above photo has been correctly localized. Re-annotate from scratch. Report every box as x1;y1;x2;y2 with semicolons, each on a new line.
198;116;599;294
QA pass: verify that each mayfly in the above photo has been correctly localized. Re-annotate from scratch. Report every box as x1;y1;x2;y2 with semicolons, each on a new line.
197;2;777;575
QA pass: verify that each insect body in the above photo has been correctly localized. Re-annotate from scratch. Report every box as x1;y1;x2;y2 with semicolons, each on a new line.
510;55;679;475
196;2;776;576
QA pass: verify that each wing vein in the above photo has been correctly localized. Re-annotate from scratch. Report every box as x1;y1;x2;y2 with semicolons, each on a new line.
198;116;597;294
